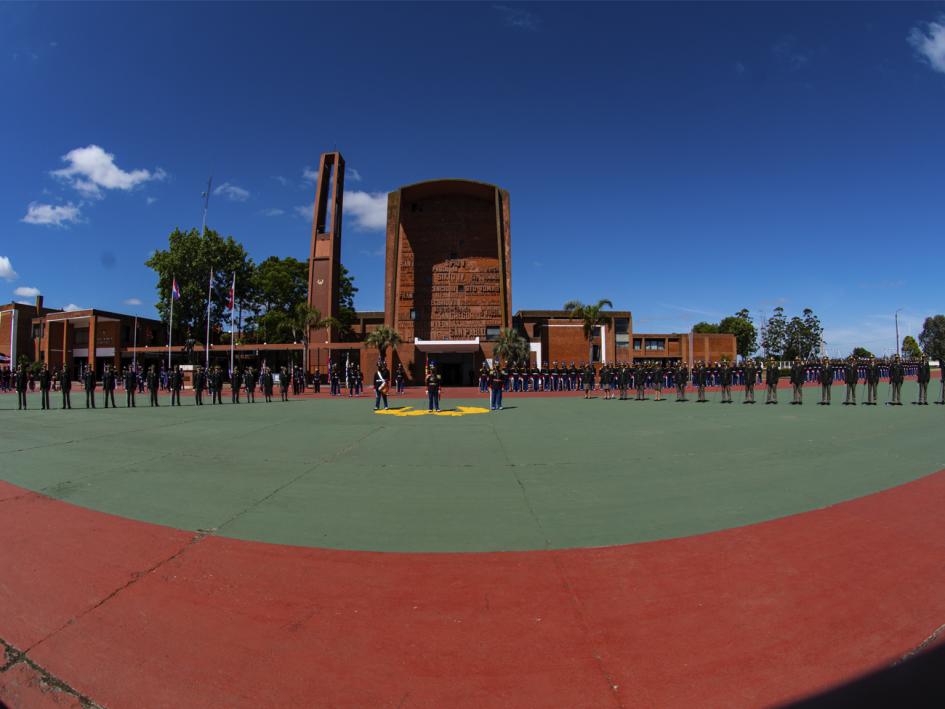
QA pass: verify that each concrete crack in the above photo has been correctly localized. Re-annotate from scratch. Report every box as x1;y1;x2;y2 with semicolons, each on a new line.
1;636;104;708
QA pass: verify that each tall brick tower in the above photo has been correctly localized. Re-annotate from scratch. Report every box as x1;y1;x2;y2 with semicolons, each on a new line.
306;151;345;347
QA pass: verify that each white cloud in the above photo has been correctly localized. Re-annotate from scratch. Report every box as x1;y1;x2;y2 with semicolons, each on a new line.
493;4;540;31
302;166;319;183
146;196;158;205
51;145;165;198
63;303;83;312
303;166;362;184
260;208;285;217
272;175;289;186
14;286;40;297
348;168;363;182
214;182;250;202
123;297;142;306
21;201;82;227
909;16;945;74
295;191;388;230
0;256;17;281
343;190;388;230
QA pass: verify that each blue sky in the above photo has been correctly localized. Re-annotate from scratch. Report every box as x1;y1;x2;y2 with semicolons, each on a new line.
2;2;943;356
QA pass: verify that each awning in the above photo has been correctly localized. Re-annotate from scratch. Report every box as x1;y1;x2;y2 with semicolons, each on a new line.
414;337;481;353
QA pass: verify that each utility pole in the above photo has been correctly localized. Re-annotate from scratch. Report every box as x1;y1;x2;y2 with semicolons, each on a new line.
895;308;903;357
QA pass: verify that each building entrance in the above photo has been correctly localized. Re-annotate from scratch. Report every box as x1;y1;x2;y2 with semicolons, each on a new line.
427;352;476;387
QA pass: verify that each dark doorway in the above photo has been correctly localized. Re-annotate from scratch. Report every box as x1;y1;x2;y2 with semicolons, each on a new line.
426;351;476;387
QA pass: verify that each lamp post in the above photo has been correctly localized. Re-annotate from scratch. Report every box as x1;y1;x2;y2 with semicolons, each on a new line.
895;308;903;357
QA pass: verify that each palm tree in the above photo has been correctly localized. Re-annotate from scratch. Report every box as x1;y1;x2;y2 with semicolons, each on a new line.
364;325;402;360
493;327;529;365
564;299;614;362
290;303;339;373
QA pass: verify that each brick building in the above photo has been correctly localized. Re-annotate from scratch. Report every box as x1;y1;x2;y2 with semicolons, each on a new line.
32;308;165;375
0;297;59;367
301;152;735;385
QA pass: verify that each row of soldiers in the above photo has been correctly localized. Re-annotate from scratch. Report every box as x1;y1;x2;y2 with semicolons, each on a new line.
479;355;937;405
10;362;305;410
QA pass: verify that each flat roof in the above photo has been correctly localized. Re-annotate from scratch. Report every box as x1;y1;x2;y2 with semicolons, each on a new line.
515;310;632;318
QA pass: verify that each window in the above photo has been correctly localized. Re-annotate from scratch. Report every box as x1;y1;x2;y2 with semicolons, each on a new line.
615;317;629;335
591;344;602;362
616;333;630;348
409;309;417;321
485;326;500;340
457;284;464;292
633;338;642;351
645;338;665;351
74;329;89;346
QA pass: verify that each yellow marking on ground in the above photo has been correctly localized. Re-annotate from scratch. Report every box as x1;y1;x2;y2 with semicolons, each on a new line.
374;405;490;417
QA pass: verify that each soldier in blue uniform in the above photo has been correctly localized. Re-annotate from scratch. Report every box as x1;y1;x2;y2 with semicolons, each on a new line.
425;364;442;412
374;360;390;410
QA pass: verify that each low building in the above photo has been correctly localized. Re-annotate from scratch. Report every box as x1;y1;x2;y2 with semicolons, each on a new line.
1;297;61;367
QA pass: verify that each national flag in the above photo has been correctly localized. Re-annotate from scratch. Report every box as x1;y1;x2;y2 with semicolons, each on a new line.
171;278;181;301
228;272;236;311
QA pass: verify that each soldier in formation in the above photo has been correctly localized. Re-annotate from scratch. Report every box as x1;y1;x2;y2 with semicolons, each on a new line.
61;365;72;409
765;358;780;404
425;363;442;412
38;365;51;410
818;357;833;405
280;366;290;402
843;357;858;405
373;360;390;410
148;365;160;406
170;366;183;406
743;360;757;404
231;367;241;403
790;358;805;405
84;366;97;408
887;355;904;406
915;356;930;405
102;364;117;408
244;366;256;403
865;358;880;405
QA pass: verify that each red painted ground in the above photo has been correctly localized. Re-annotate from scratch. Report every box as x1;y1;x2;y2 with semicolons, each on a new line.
2;468;945;708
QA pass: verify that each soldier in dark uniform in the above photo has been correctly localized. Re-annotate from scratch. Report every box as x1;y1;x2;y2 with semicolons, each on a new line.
743;360;757;404
38;364;51;410
818;357;833;405
843;357;858;405
937;358;945;405
617;364;629;400
694;361;708;402
258;366;269;402
170;366;182;406
147;365;160;406
193;365;204;405
719;360;733;403
244;366;256;403
84;365;97;408
582;362;593;399
632;363;644;400
280;366;290;402
887;355;904;406
123;365;136;407
15;365;28;409
765;358;779;404
61;365;72;409
374;360;390;410
865;357;880;405
425;364;441;412
674;361;689;401
231;367;241;403
395;363;406;395
213;366;224;404
790;357;805;405
102;364;117;408
915;355;931;405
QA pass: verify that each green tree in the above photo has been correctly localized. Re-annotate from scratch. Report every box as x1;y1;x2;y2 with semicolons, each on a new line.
564;299;614;362
718;309;758;359
692;322;720;334
146;228;255;345
289;303;338;372
336;265;359;339
902;335;922;359
249;256;309;343
761;307;788;358
918;315;945;362
364;325;403;359
492;328;530;364
851;347;874;359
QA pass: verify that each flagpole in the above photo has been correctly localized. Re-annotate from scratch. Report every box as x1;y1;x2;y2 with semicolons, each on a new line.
133;315;138;372
206;267;213;369
168;277;174;371
229;272;236;376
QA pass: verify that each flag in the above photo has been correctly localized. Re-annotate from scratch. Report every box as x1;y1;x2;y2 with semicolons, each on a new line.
228;273;235;311
171;278;181;300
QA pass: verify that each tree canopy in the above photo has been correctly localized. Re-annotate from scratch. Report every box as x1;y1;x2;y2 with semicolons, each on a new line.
901;335;922;359
146;228;255;343
851;347;874;359
761;307;822;359
918;315;945;362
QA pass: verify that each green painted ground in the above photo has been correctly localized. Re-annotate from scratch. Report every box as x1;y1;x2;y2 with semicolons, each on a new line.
1;384;943;552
